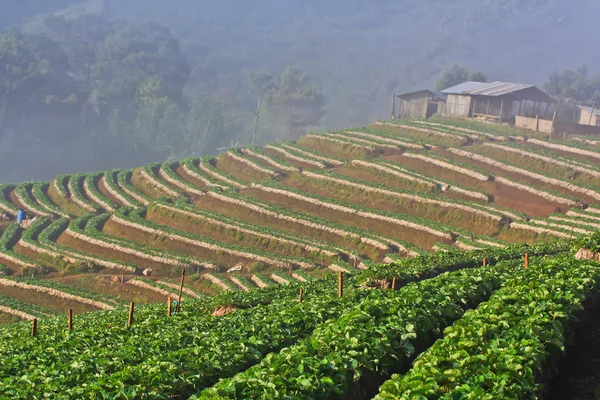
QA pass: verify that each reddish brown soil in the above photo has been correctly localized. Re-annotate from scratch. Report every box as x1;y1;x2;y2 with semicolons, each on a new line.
8;189;28;212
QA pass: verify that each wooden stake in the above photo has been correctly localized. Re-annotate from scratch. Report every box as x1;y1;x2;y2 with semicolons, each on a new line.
32;318;37;337
589;102;596;126
298;287;304;303
525;253;529;270
177;270;186;312
128;302;135;327
391;276;397;290
338;271;343;298
67;309;73;332
483;257;487;267
167;296;172;317
391;94;396;120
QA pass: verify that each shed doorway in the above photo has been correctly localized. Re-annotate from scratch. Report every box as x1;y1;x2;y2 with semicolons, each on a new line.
426;102;438;118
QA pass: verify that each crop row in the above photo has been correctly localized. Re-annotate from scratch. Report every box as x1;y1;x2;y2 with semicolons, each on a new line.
113;207;315;270
150;200;342;260
527;137;600;161
376;255;600;399
127;278;182;299
229;274;255;290
159;162;208;196
84;173;117;212
374;121;468;146
448;147;600;201
195;261;516;399
401;151;491;181
299;133;377;159
223;150;277;179
70;213;197;271
323;131;402;150
0;185;18;216
0;223;40;270
198;156;247;189
248;181;455;241
102;170;139;207
410;119;510;141
299;169;505;221
343;128;426;149
0;295;57;320
138;164;181;198
240;146;300;173
508;220;577;239
180;158;230;190
116;170;150;206
68;175;100;212
263;143;327;169
278;141;344;166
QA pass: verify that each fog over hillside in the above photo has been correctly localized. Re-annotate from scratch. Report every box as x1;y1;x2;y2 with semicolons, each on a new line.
1;0;598;182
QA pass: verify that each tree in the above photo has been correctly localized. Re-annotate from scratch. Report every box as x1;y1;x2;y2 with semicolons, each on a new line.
434;65;487;91
0;29;78;142
544;66;600;103
250;66;325;141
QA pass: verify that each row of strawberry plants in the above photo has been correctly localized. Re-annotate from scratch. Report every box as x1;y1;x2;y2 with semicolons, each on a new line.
342;128;428;149
400;151;491;181
222;149;278;179
241;146;300;173
0;295;57;320
322;131;403;150
552;213;600;230
150;200;344;263
509;220;579;239
115;207;316;270
198;156;247;189
228;273;256;290
46;175;90;216
248;181;456;241
298;168;506;222
117;170;151;206
0;184;18;216
298;133;377;159
195;261;516;399
278;141;345;166
31;217;138;273
126;277;183;299
526;137;600;161
30;182;70;217
452;146;600;201
138;164;181;198
205;188;415;257
83;173;118;211
375;255;600;399
14;183;55;217
67;174;100;212
360;238;572;282
410;119;510;141
80;213;211;270
102;170;140;207
373;120;469;147
263;143;327;169
159;161;209;196
0;223;39;271
480;141;600;181
180;157;231;190
0;276;121;310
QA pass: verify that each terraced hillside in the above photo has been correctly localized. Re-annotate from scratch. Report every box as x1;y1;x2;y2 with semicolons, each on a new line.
1;117;600;324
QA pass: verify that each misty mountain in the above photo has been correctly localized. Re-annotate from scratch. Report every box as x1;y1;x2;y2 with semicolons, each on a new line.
1;0;598;182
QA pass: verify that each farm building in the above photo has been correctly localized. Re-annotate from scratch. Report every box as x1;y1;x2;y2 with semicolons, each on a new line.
394;90;448;119
578;105;600;126
437;81;556;122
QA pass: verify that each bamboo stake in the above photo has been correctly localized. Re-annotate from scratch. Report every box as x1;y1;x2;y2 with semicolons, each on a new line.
67;309;73;332
391;276;397;290
32;318;37;337
128;302;135;327
338;271;343;298
167;296;172;317
298;287;304;303
525;253;529;270
177;270;186;312
483;257;487;267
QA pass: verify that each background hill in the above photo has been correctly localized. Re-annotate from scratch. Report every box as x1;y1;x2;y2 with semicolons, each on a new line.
1;0;599;182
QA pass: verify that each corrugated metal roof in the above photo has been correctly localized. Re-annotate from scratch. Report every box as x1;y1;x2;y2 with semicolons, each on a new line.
578;105;600;116
442;81;534;96
396;89;447;101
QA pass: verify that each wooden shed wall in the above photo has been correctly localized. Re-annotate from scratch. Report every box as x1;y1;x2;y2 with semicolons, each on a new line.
398;94;429;119
440;94;471;118
579;109;600;126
